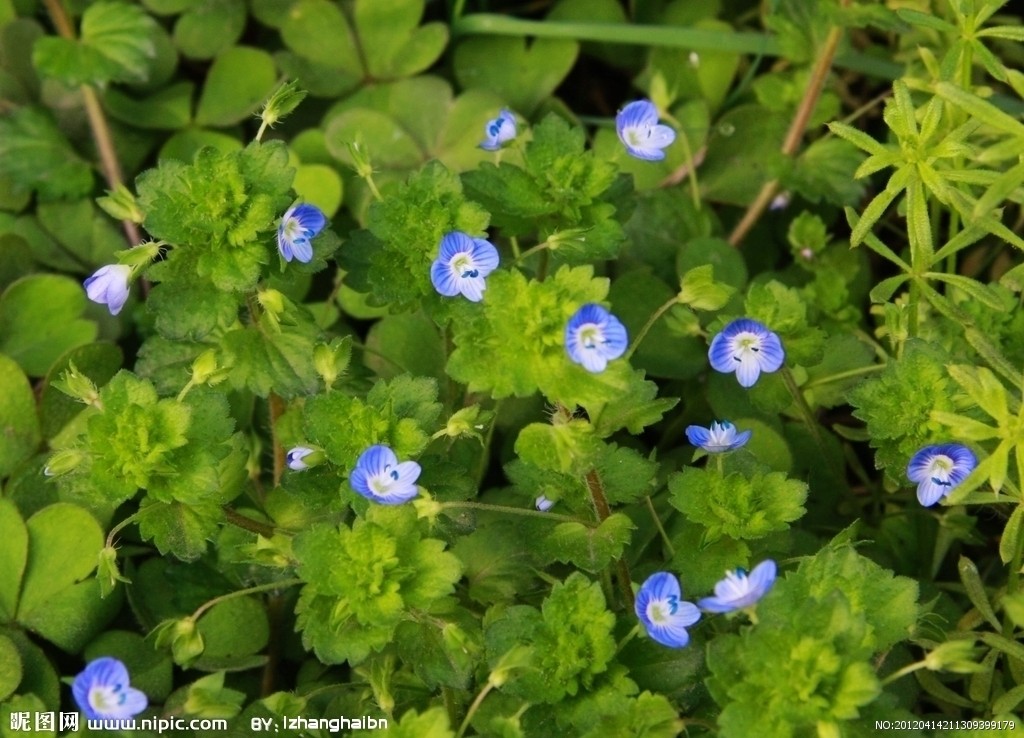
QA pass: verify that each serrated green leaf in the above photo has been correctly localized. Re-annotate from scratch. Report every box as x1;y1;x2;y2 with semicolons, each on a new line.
33;1;157;86
541;513;635;573
668;466;807;541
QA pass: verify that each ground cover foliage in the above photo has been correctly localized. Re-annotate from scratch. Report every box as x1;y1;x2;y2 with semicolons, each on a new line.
1;0;1024;735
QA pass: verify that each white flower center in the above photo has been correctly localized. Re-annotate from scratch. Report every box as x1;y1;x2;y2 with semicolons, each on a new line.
577;324;604;350
732;332;762;361
928;455;954;484
369;464;402;495
450;254;478;279
90;685;124;713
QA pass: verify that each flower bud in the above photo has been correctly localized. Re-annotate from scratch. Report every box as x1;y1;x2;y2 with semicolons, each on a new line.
43;448;88;477
97;546;131;598
153;617;205;667
52;361;100;406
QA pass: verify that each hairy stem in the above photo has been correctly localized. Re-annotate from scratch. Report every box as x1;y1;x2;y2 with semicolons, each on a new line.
222;506;277;538
440;500;589;526
191;578;303;622
586;469;634;609
42;0;142;247
728;2;849;247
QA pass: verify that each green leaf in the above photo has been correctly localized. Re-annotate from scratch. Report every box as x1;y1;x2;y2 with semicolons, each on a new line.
0;107;94;201
172;0;245;59
540;513;635;573
39;342;122;440
364;312;445;380
354;0;448;79
194;596;270;670
0;354;40;476
32;1;157;86
137;499;221;561
454;36;578;114
383;708;455;738
0;499;28;621
294;507;461;665
668;466;807;541
0;274;97;376
452;525;537;606
946;364;1009;425
137;142;295;291
935;81;1024;138
698;105;789;206
340;162;489;307
195;46;278;127
280;0;361;82
0;635;21;702
17;503;120;651
103;81;193;130
678;264;734;311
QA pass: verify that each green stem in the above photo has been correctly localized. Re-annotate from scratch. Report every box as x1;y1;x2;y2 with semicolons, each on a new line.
908;278;921;338
440;500;590;526
644;496;675;559
513;241;550;264
780;366;826;453
510;235;521;260
455;682;494;738
803;363;886;389
105;512;142;549
625;296;678;361
42;0;141;247
191;578;303;622
880;661;925;687
254;119;270;143
615;623;641;654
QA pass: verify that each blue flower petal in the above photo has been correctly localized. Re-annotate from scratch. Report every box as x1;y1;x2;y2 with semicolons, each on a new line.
431;259;461;297
600;314;629;357
685;425;711;448
707;331;736;372
733;429;753;448
470;238;500;275
735;355;762;388
292;203;327;237
83;265;132;316
917;478;949;507
439;231;475;261
290;237;313;264
460;276;486;302
757;331;786;372
355;445;398;477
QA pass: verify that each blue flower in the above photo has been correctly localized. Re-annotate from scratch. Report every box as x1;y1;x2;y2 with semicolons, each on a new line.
350;445;421;505
83;264;132;316
685;420;752;453
907;443;977;507
635;572;701;648
616;100;676;161
286;446;317;471
565;304;629;373
535;495;554;511
698;560;777;613
72;657;148;721
277;203;327;263
708;318;785;388
430;231;500;302
480;108;517;151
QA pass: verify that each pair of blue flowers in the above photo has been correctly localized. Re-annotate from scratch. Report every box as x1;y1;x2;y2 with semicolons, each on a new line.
479;100;676;162
636;562;778;648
